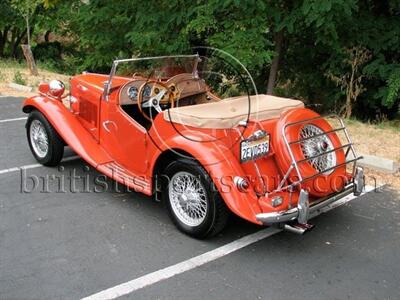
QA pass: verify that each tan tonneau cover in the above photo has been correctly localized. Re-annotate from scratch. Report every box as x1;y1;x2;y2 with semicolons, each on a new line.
164;94;304;128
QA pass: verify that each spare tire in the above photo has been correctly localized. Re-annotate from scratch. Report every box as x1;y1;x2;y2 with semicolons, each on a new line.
274;108;347;197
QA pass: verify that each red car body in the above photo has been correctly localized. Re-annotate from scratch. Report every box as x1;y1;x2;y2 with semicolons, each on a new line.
22;55;364;237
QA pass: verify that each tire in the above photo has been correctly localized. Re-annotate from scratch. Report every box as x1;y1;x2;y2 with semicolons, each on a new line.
162;158;229;239
26;110;64;166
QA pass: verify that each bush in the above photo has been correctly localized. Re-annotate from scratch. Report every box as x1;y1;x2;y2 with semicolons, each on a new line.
13;71;26;85
33;42;62;61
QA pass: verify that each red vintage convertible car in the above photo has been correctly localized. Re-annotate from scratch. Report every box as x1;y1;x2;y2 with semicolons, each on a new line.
23;55;364;238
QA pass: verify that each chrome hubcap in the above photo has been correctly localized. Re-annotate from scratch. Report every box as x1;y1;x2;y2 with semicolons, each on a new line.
29;120;49;158
168;171;208;227
300;124;336;174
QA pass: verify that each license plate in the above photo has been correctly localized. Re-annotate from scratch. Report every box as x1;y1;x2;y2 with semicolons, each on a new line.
240;134;270;163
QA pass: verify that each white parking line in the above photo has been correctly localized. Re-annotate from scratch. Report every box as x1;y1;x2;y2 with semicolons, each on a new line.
0;155;80;175
81;185;378;300
81;227;281;300
0;116;27;124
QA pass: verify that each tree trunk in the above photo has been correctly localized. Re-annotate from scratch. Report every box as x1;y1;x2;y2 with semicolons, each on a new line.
267;31;284;95
344;59;357;118
0;28;9;57
0;40;4;58
21;44;39;76
345;94;352;118
26;15;31;47
44;30;51;42
10;28;17;57
12;29;27;58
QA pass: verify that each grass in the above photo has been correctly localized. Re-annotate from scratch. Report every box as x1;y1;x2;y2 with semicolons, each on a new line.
328;116;400;190
328;117;400;163
13;71;27;85
345;117;400;133
375;119;400;132
0;58;64;74
0;58;70;97
0;59;26;70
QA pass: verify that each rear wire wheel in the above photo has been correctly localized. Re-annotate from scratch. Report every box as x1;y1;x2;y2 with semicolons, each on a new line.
299;124;336;175
162;158;230;239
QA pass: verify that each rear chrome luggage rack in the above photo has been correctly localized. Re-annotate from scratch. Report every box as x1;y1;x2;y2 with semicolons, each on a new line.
275;115;363;192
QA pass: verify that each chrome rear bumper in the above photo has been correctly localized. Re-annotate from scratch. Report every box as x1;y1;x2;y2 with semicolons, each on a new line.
256;167;364;225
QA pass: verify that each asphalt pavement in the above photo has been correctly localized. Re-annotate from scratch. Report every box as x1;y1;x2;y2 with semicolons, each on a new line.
0;96;399;300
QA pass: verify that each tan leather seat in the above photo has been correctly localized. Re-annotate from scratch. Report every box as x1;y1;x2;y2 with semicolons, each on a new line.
163;94;304;128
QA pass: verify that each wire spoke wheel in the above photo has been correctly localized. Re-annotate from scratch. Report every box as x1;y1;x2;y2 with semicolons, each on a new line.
300;124;336;174
168;171;208;227
29;119;49;158
26;110;64;167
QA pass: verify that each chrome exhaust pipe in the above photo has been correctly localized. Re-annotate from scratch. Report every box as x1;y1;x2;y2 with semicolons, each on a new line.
283;223;314;235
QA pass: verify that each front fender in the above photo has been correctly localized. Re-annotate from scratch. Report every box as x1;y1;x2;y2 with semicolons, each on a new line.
150;130;263;224
23;96;112;167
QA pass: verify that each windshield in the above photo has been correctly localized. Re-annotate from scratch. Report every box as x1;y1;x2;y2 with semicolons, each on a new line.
106;55;200;92
105;52;257;99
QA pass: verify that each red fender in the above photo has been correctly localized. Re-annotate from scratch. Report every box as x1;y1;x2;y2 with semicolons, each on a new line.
22;96;112;167
149;130;263;224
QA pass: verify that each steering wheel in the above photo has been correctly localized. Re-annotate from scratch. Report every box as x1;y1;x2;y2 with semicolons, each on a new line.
137;80;175;121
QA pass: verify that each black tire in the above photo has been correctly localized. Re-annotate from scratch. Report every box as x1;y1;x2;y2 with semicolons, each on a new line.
26;110;64;166
162;158;230;239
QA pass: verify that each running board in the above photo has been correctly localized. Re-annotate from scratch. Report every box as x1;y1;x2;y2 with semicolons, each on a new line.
97;161;152;195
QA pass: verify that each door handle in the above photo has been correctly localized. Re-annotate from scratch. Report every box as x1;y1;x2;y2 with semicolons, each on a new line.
102;120;115;132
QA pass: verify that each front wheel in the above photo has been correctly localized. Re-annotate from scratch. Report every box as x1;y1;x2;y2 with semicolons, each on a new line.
162;159;229;239
26;110;64;166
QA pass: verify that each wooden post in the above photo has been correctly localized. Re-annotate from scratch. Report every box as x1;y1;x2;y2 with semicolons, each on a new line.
21;44;39;76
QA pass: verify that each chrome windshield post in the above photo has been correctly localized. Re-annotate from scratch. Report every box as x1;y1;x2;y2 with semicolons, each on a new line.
103;61;118;102
192;53;201;78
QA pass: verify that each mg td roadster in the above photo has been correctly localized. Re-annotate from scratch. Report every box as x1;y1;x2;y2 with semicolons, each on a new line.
23;55;364;238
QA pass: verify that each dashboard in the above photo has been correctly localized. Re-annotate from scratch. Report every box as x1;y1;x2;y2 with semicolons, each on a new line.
119;73;208;106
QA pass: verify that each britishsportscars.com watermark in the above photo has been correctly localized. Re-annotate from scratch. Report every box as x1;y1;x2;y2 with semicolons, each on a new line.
20;165;380;195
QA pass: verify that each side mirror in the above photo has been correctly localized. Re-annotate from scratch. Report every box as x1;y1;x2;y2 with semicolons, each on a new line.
49;80;65;97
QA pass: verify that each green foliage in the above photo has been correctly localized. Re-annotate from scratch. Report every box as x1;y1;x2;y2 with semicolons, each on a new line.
0;1;18;28
13;70;26;85
386;68;400;108
1;0;400;120
375;119;400;132
0;59;24;69
10;0;42;18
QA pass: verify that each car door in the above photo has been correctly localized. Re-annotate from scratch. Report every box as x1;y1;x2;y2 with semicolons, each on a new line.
99;95;148;175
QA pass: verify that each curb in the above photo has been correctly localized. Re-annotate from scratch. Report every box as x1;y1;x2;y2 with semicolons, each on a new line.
8;83;33;92
359;153;399;174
